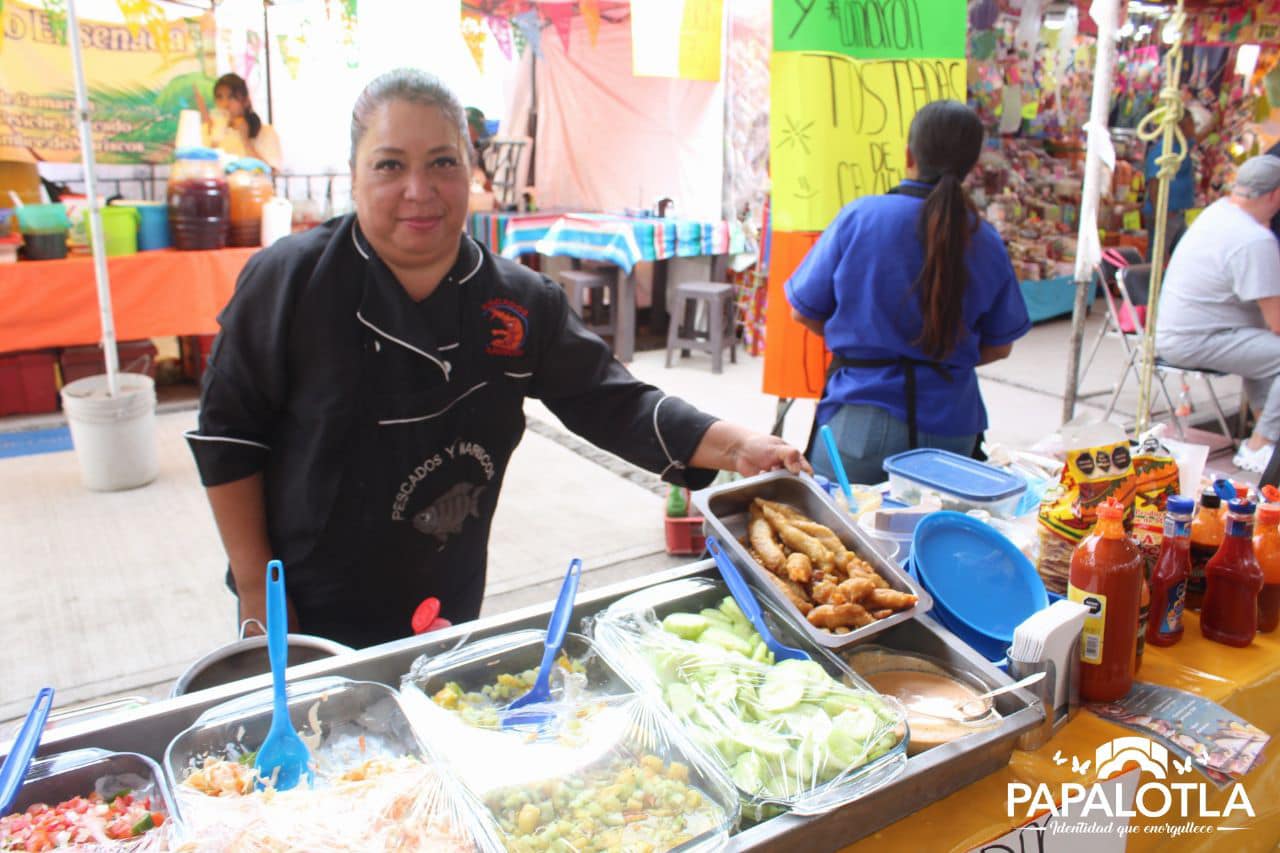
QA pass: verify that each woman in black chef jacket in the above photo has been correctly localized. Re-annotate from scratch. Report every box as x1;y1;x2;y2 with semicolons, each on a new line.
186;69;806;648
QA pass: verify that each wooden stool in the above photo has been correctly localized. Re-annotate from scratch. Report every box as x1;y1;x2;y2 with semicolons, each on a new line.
665;281;737;373
559;268;619;341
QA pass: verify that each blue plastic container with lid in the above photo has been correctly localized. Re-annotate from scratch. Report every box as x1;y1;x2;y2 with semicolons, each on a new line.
908;510;1049;662
883;448;1027;518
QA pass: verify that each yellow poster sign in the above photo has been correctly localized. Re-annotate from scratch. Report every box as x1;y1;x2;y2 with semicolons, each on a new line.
632;0;723;82
0;0;215;164
770;51;967;233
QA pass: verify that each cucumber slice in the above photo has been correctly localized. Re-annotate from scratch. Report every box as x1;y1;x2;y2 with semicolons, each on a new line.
699;626;754;658
750;640;770;663
666;681;697;718
759;667;806;713
707;671;740;705
699;608;734;628
731;752;766;794
733;722;791;759
662;612;710;640
832;706;877;743
719;598;751;631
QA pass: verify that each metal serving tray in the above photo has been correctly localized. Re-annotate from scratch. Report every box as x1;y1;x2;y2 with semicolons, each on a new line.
8;562;1042;852
693;471;933;650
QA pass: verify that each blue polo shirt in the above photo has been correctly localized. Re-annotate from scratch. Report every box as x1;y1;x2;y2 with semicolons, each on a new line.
785;181;1031;437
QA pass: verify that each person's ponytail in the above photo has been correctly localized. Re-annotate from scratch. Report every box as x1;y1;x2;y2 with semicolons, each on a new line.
903;100;986;361
245;108;262;140
915;173;977;359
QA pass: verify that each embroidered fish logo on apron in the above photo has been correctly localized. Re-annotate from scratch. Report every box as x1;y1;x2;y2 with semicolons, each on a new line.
412;481;485;543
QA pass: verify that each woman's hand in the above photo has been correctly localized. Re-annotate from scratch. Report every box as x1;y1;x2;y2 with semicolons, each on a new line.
690;421;811;477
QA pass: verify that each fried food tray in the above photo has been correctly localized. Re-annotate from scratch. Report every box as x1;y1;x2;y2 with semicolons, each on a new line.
693;471;933;650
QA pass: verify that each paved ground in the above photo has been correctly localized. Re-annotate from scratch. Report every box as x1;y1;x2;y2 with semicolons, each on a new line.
0;311;1247;727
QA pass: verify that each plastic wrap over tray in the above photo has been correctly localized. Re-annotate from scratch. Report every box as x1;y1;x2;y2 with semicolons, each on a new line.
403;630;631;729
0;748;177;851
163;676;480;851
399;680;739;853
693;471;932;650
590;577;909;818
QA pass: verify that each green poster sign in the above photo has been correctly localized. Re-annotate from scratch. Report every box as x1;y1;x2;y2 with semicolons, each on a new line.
774;0;966;59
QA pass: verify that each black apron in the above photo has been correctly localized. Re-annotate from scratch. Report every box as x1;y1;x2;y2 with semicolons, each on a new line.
805;180;982;460
287;245;527;648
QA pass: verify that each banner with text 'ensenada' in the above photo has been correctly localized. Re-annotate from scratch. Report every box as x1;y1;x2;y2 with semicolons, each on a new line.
0;0;215;164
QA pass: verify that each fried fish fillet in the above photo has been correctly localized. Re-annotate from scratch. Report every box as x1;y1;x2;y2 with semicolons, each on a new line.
807;602;874;629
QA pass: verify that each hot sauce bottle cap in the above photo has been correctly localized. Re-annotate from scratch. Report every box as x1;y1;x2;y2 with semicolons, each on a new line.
1259;503;1280;525
1200;490;1222;509
1228;500;1256;516
1097;497;1125;520
1166;495;1195;515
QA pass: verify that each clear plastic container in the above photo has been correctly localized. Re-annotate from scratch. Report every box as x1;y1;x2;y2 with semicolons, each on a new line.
590;577;909;819
225;157;274;248
164;676;479;851
167;146;229;250
403;630;631;728
1;748;178;850
400;687;739;853
883;449;1027;518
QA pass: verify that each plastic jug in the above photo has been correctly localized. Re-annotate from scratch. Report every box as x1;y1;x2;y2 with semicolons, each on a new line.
226;157;274;247
260;197;293;247
96;205;139;257
120;201;170;251
168;146;229;250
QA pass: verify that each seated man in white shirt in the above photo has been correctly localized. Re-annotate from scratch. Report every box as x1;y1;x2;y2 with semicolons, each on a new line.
1156;155;1280;472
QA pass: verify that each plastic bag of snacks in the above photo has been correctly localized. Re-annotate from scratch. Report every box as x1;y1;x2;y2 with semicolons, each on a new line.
1130;437;1181;572
400;645;739;853
1;749;177;852
165;677;480;851
1037;437;1136;595
589;578;907;820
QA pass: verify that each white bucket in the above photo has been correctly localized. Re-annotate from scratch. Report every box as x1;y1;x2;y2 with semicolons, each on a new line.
260;197;293;247
60;373;159;492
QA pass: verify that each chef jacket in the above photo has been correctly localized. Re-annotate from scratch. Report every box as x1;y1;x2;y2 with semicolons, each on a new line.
187;214;718;647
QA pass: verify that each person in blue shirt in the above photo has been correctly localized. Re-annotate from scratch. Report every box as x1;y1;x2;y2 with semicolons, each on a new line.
1143;112;1199;257
785;100;1032;485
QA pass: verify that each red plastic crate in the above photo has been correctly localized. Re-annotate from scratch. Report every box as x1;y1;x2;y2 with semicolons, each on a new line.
664;515;707;556
59;340;158;387
0;350;60;415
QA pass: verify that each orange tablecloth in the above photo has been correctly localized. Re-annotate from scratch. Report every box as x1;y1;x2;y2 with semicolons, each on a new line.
842;611;1280;852
0;248;256;354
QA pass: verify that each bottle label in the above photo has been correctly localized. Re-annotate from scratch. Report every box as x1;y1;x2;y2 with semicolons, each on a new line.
1158;580;1186;635
1226;518;1253;538
1068;584;1108;664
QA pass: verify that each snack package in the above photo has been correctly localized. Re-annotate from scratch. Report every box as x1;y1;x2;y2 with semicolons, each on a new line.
589;578;908;820
1130;437;1181;572
1037;439;1136;594
400;654;738;853
165;677;480;851
1;749;177;852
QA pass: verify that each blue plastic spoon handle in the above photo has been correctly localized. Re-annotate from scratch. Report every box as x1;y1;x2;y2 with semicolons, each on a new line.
819;425;855;504
707;537;787;655
265;560;290;726
0;687;55;815
540;558;582;677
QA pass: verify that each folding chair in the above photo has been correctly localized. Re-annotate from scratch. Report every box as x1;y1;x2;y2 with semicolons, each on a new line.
1099;258;1235;443
1078;246;1145;394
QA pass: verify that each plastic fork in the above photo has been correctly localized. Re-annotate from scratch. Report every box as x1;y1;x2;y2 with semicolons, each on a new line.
819;424;855;508
0;687;54;815
253;560;313;791
502;558;583;728
706;536;809;662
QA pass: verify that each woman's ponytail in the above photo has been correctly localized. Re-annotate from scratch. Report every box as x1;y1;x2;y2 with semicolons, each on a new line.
905;100;985;360
915;173;977;359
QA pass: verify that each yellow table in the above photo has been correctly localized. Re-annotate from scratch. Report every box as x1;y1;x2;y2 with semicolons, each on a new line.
843;612;1280;852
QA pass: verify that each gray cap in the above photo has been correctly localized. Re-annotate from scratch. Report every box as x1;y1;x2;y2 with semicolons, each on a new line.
1233;155;1280;197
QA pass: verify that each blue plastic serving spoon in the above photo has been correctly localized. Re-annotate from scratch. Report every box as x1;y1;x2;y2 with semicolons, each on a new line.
706;536;809;662
253;560;313;791
819;424;856;508
0;687;54;815
502;558;583;728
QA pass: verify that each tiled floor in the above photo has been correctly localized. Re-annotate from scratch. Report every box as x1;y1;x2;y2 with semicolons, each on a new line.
0;312;1248;726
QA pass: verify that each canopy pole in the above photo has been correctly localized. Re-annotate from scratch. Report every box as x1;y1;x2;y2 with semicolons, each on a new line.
66;0;119;397
1133;0;1188;434
1063;0;1121;424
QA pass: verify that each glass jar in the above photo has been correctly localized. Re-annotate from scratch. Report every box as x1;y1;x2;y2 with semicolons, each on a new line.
168;146;229;250
226;157;274;248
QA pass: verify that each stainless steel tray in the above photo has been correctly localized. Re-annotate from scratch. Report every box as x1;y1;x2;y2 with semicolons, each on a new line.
9;562;1042;852
693;471;933;650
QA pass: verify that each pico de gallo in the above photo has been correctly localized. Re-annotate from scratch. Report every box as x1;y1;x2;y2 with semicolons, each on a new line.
0;788;165;851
